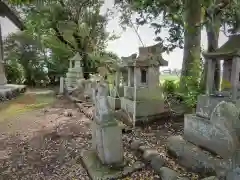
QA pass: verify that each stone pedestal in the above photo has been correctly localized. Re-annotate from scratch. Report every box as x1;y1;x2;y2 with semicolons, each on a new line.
184;114;238;158
121;86;166;122
91;119;123;164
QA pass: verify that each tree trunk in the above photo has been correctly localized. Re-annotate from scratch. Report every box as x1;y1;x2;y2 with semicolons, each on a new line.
200;11;221;92
179;0;201;92
81;52;90;79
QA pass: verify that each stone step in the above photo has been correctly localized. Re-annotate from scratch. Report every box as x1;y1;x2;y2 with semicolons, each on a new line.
166;135;231;177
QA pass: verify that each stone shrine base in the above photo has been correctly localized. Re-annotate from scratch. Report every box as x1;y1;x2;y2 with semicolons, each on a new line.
184;114;238;158
166;136;230;177
0;84;26;101
81;150;144;180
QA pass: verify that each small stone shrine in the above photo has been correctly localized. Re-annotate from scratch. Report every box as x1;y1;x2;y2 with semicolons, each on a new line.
197;34;240;119
182;34;240;158
120;42;168;123
65;53;84;88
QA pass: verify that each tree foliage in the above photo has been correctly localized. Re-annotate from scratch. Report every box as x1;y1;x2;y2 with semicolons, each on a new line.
4;0;120;85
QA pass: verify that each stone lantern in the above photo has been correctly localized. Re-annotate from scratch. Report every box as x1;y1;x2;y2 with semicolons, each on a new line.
65;52;84;88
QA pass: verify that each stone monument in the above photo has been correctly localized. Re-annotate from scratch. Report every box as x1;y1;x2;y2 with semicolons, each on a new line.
59;77;64;94
91;81;123;164
65;52;84;88
120;42;168;123
81;80;144;179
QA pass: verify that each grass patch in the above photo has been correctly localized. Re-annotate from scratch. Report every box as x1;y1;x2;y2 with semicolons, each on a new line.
160;74;179;84
0;93;56;119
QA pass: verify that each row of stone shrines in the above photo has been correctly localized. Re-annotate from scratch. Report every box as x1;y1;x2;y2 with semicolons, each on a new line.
64;34;240;179
64;42;169;124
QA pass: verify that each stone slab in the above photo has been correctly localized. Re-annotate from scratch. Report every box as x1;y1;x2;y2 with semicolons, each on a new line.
121;98;166;117
81;150;144;180
201;176;218;180
196;95;231;119
184;114;237;158
159;167;189;180
0;84;26;101
166;135;230;176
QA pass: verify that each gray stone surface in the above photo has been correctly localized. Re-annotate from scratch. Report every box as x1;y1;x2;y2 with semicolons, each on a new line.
0;84;26;101
166;136;230;175
81;150;144;180
184;113;238;158
130;140;142;151
196;95;231;119
150;155;165;173
210;101;240;138
201;176;218;180
139;145;149;153
226;167;240;180
91;83;124;165
143;149;159;162
91;120;123;164
59;77;64;94
159;167;189;180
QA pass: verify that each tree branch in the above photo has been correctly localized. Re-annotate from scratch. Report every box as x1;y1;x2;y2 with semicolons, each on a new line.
52;24;76;50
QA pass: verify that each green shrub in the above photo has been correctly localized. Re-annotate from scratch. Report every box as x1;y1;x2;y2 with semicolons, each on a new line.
162;80;178;95
180;76;203;109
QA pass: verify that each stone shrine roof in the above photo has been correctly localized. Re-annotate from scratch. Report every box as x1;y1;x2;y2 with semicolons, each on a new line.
203;34;240;59
120;43;168;67
0;1;24;30
69;52;82;61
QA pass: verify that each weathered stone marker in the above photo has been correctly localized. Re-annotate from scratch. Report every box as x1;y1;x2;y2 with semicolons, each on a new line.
59;77;64;94
80;80;145;180
91;82;123;164
184;101;240;158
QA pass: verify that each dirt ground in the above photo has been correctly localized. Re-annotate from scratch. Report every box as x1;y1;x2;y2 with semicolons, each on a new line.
0;96;92;180
0;92;197;180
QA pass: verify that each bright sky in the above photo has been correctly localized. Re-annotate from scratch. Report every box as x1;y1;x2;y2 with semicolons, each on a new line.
1;0;229;70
